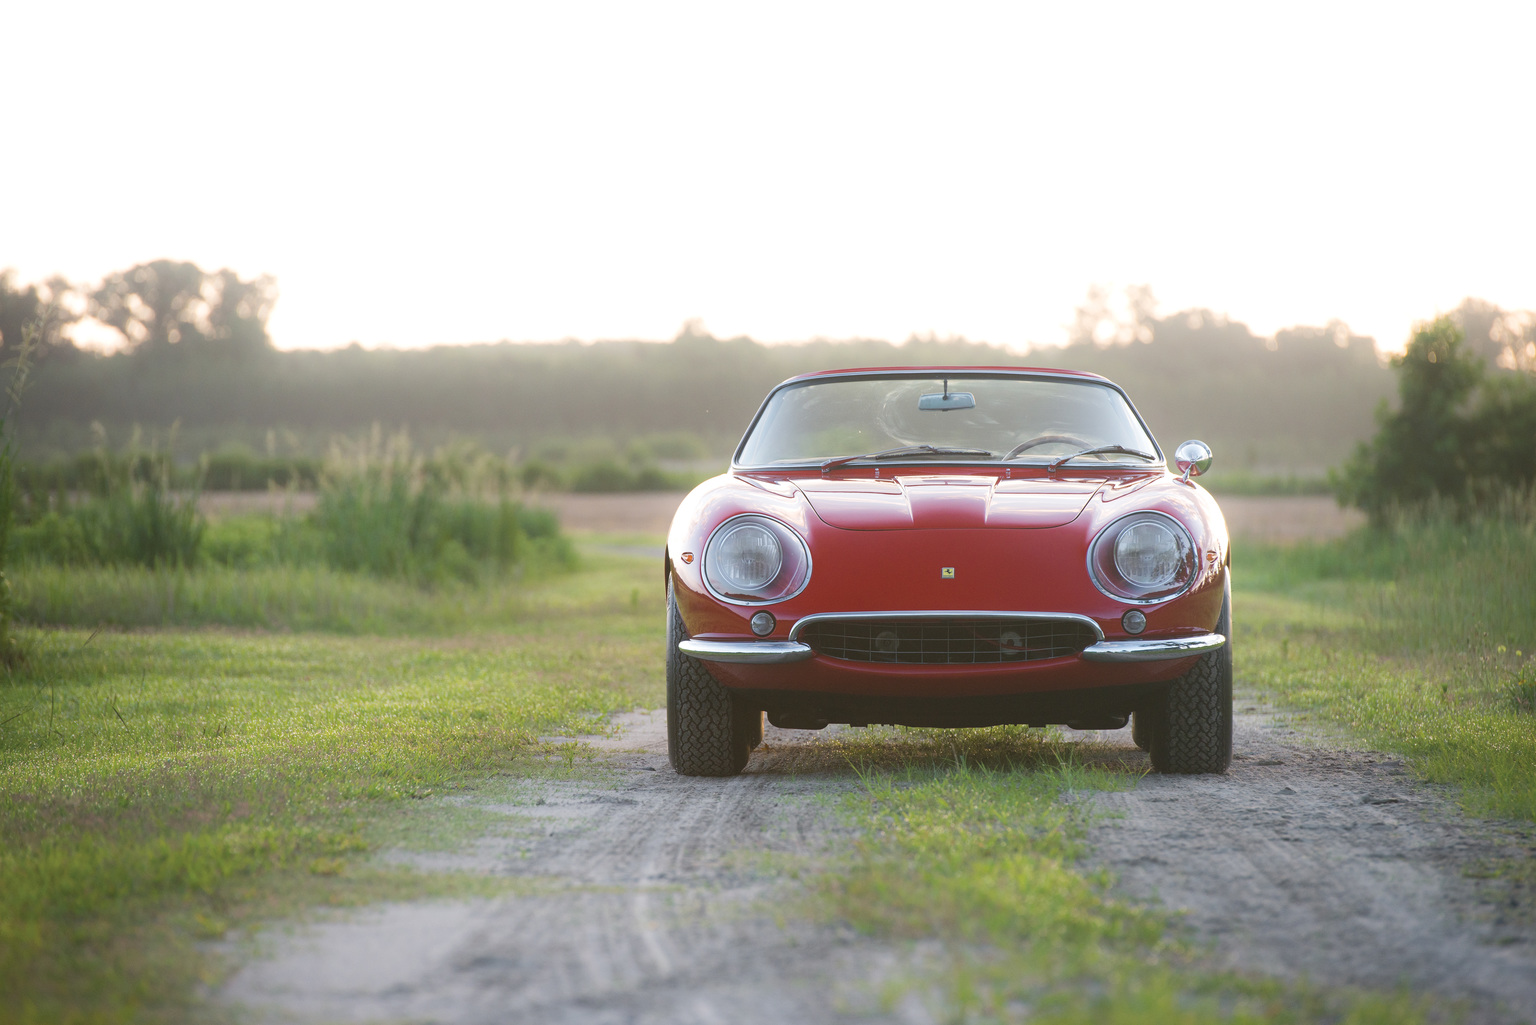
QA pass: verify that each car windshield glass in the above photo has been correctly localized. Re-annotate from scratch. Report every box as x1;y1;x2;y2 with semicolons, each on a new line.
736;375;1159;467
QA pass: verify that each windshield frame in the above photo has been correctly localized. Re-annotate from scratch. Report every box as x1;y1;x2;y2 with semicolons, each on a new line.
730;369;1165;472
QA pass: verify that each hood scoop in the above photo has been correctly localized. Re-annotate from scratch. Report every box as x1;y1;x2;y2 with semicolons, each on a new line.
796;475;1101;530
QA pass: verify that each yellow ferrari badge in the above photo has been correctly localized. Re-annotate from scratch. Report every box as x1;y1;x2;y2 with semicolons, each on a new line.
941;567;955;579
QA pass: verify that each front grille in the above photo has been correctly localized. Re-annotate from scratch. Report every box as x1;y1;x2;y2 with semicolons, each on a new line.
799;617;1097;665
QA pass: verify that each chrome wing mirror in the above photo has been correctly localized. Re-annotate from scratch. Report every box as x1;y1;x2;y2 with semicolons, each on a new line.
1174;440;1213;483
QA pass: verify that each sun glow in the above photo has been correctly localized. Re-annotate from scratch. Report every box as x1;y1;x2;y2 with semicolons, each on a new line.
4;1;1534;354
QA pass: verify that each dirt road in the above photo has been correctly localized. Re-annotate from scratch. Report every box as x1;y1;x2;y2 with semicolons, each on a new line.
220;718;903;1024
221;705;1536;1024
1083;703;1536;1021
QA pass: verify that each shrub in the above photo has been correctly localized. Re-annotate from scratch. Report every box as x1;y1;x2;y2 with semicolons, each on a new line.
1335;316;1536;519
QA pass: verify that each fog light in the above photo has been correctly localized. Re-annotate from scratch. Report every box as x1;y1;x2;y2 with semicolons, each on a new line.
750;611;776;636
1121;609;1147;635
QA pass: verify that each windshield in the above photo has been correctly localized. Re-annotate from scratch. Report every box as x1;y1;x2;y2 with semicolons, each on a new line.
736;374;1160;467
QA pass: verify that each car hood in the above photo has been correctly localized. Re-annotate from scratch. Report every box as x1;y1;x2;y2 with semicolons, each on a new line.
792;474;1108;530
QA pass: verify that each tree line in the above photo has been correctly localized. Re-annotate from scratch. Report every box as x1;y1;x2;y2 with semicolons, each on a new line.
3;262;1533;479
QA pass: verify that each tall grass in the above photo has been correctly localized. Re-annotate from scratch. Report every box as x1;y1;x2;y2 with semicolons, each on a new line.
1236;494;1536;818
17;431;708;496
10;429;576;585
1239;492;1535;659
314;429;572;584
0;316;41;664
12;429;202;568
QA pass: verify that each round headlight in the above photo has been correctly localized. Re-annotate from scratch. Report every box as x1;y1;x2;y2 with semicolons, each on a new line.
702;514;813;604
1088;512;1197;603
712;521;782;590
1114;520;1183;586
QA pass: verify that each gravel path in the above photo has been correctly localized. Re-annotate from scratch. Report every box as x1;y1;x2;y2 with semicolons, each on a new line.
220;704;1536;1024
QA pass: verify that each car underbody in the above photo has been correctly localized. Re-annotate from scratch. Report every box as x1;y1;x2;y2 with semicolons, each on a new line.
737;678;1176;731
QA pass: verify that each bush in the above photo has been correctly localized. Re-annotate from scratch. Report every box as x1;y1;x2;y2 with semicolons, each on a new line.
1335;316;1536;519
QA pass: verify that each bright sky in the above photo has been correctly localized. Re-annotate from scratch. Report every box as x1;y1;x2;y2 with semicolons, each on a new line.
5;1;1534;353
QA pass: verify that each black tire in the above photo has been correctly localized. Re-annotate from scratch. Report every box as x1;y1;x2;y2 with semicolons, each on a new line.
1130;711;1151;751
1146;580;1233;774
666;585;754;776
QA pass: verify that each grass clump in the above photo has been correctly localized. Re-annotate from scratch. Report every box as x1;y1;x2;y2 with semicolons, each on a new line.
289;430;575;585
1236;501;1536;819
13;429;202;569
313;471;567;584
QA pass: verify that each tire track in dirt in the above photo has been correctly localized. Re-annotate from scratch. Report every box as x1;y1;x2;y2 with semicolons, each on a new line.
221;706;1536;1024
219;718;917;1025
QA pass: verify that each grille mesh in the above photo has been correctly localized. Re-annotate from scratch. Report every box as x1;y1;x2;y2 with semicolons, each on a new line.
799;617;1097;665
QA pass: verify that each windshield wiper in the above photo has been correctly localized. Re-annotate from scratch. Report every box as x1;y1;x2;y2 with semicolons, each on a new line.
821;445;996;472
1047;445;1159;471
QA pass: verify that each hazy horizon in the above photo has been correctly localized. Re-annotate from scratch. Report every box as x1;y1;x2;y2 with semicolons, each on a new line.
6;2;1534;355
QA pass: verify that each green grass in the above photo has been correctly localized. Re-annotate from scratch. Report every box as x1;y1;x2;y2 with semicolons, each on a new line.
9;544;647;633
1235;510;1536;819
0;549;663;1024
814;729;1435;1024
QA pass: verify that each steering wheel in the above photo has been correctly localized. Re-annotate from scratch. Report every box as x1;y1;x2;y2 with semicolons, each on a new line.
1003;434;1094;460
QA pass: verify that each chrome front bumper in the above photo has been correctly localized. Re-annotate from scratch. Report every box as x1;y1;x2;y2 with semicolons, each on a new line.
678;632;1225;665
1079;633;1225;662
678;639;815;664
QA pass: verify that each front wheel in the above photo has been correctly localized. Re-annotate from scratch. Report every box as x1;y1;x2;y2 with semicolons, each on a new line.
666;584;757;776
1146;580;1233;774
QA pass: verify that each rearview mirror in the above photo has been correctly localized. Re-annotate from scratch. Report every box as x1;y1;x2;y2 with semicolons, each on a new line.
918;391;975;411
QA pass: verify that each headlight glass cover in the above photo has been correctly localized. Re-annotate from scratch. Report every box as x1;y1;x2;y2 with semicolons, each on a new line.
1088;512;1197;603
702;514;812;604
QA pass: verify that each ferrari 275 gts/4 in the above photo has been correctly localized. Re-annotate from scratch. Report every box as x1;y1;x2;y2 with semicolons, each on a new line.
664;367;1230;776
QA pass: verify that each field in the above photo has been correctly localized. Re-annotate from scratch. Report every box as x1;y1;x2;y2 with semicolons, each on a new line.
1;498;1533;1023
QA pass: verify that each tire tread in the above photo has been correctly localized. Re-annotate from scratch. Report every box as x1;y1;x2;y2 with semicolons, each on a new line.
1147;583;1233;774
667;587;752;776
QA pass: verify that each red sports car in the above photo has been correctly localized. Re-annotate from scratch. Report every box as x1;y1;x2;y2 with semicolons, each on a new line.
664;367;1230;776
